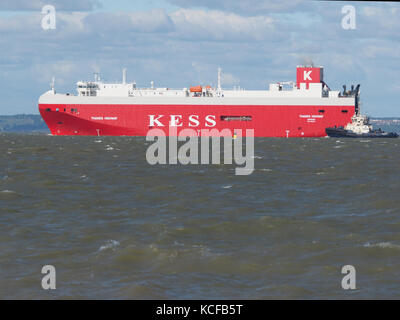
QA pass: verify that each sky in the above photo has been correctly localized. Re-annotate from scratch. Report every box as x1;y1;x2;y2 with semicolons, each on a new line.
0;0;399;116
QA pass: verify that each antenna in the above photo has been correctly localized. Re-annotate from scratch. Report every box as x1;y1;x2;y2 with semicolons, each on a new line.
217;67;222;92
122;68;127;84
51;77;55;93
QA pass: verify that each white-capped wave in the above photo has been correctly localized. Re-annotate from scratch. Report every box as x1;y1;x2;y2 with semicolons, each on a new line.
364;242;400;249
98;240;120;252
0;190;16;194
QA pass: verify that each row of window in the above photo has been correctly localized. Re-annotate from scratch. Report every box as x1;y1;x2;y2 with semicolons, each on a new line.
81;92;96;96
45;108;78;113
319;110;348;113
219;111;348;121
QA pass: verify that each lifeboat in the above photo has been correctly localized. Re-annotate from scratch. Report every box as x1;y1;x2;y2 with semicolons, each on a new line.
190;85;202;93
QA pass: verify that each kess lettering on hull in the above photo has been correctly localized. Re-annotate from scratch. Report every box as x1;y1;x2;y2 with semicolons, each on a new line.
149;115;217;127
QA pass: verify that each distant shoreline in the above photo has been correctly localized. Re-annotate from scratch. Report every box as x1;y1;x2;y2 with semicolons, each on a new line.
0;114;48;132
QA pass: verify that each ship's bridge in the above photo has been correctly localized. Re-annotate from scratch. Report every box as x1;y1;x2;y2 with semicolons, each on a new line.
77;81;100;96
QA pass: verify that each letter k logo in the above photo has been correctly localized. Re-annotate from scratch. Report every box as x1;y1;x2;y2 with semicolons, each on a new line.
304;70;312;81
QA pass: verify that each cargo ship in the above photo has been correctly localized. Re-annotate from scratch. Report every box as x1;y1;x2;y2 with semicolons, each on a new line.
38;66;358;137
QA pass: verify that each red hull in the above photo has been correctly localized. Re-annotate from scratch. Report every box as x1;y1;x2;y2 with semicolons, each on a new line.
39;104;355;137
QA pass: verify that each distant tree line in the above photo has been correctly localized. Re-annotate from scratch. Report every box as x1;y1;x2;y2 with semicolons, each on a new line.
0;114;48;132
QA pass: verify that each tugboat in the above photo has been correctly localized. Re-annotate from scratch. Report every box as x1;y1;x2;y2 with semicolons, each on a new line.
326;114;399;138
325;84;398;138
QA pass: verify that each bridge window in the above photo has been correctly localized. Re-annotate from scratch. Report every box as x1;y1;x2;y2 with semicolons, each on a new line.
319;110;325;113
342;110;348;113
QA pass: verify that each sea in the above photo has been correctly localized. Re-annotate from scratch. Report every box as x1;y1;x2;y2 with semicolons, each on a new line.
1;127;400;299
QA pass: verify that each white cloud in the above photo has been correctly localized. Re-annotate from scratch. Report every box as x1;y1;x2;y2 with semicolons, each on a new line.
77;8;276;41
130;9;175;33
221;72;240;86
361;5;400;36
0;12;41;32
0;1;400;116
82;9;175;34
170;9;275;41
0;0;100;11
166;0;308;15
31;61;80;85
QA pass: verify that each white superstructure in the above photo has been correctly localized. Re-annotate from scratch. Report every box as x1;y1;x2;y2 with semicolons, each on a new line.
39;66;356;109
74;68;341;99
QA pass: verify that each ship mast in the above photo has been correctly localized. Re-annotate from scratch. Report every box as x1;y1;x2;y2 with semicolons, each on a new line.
122;68;127;84
51;77;55;94
354;84;361;115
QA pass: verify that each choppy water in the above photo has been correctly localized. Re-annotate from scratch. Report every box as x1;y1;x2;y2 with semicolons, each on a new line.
1;133;400;299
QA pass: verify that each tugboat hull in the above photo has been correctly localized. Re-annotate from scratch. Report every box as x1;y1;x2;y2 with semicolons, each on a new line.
326;127;399;138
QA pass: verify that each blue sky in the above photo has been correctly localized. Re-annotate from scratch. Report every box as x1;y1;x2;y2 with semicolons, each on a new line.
0;0;399;116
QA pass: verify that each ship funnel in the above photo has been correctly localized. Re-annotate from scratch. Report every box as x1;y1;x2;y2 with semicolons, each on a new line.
296;66;323;89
